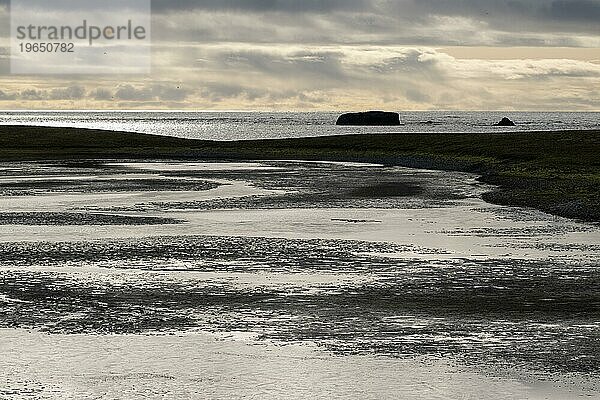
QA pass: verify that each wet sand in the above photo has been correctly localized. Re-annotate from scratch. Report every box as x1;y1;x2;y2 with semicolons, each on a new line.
2;329;598;400
0;159;599;399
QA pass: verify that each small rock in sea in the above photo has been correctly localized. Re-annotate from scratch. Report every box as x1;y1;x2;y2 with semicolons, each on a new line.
495;117;516;126
336;111;400;126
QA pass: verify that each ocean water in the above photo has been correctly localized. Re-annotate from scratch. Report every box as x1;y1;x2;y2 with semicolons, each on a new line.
0;111;599;140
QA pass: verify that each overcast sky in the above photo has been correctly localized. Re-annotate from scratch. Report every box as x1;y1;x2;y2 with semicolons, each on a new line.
0;0;599;110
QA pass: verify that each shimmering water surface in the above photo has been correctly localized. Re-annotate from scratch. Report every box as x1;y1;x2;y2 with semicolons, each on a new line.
0;159;599;399
1;111;599;140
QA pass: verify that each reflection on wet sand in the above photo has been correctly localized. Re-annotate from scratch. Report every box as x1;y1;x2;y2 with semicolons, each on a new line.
0;160;599;399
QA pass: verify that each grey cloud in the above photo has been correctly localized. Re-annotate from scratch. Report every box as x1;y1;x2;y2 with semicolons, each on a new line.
178;47;351;95
545;0;600;21
2;0;599;44
1;43;598;110
115;85;154;101
220;50;347;82
200;83;267;102
160;45;600;104
370;49;445;76
50;85;85;100
384;0;600;24
92;88;114;101
0;89;15;100
20;89;45;100
199;82;328;104
5;0;595;48
152;0;600;24
0;83;189;103
151;0;370;13
155;84;190;101
0;6;7;38
5;86;85;101
404;88;431;103
114;83;190;101
150;0;600;47
0;0;148;13
195;47;452;105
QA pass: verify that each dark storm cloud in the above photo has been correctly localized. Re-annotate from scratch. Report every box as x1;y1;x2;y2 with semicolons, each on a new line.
2;0;598;46
400;0;599;21
151;0;370;13
0;0;597;24
147;0;600;47
151;0;600;23
545;0;600;21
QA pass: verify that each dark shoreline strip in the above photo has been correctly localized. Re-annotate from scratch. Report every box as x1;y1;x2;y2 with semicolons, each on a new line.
0;125;599;222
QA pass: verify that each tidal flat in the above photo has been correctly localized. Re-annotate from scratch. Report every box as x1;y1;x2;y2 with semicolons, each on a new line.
1;126;599;222
0;159;599;399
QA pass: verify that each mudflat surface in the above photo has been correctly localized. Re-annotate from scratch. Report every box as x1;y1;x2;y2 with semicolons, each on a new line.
1;125;599;221
0;160;599;399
